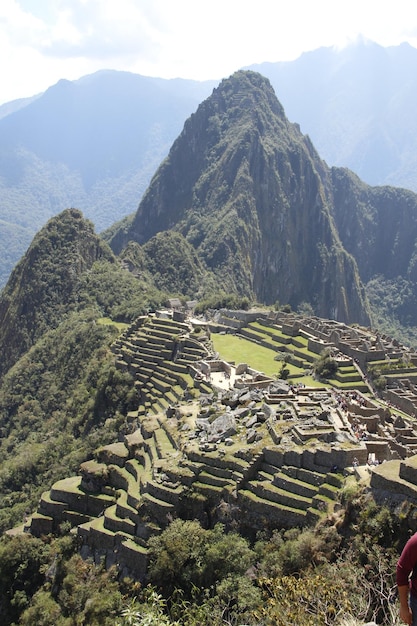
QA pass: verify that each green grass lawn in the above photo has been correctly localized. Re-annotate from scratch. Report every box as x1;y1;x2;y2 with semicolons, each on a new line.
212;333;340;388
97;317;129;332
212;333;282;376
211;332;319;385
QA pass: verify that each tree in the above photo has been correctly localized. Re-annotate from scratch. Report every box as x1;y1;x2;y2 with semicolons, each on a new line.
147;519;208;595
256;572;354;626
0;534;51;624
312;349;338;379
147;519;256;599
19;554;123;626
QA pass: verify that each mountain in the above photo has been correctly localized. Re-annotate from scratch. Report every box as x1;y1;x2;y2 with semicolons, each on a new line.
108;71;373;325
0;93;41;120
0;207;178;379
107;69;417;337
0;71;417;625
0;209;113;377
0;71;216;287
249;39;417;192
0;72;216;192
2;40;417;294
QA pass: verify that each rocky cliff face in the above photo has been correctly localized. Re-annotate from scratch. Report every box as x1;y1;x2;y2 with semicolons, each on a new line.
111;71;370;324
330;167;417;283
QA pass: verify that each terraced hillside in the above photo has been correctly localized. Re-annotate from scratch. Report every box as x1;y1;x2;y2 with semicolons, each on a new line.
27;309;417;579
233;317;369;392
112;315;212;417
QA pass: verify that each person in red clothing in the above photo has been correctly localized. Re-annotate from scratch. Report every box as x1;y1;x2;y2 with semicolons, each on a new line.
397;533;417;625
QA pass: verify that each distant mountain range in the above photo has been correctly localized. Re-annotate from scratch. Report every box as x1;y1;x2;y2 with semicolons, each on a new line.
250;38;417;191
1;39;417;288
0;72;216;285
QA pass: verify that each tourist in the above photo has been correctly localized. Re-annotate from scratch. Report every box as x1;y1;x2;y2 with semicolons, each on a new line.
397;532;417;624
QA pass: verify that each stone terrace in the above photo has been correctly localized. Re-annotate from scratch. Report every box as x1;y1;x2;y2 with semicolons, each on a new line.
213;309;417;507
112;314;212;419
27;310;417;577
30;390;355;577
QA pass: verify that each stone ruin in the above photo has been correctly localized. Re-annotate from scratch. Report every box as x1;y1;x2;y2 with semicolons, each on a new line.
25;310;417;579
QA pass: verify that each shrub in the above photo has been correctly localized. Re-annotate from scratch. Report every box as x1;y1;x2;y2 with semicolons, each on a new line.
313;349;338;379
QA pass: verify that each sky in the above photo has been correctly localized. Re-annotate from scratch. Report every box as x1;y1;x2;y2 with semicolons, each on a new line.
1;0;417;106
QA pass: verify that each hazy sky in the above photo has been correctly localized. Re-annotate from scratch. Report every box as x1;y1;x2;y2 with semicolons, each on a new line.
1;0;417;105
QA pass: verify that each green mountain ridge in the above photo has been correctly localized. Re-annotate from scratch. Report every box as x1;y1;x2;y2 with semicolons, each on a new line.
0;209;113;378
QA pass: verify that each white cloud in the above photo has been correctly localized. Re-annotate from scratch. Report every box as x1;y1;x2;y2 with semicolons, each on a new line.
0;0;416;104
38;0;156;58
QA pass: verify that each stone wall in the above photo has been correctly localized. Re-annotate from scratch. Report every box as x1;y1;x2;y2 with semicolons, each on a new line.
385;388;417;416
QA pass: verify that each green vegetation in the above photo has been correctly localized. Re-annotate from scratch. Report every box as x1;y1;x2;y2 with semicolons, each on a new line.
147;520;256;599
367;275;417;348
97;317;129;332
0;532;126;626
212;333;287;377
0;209;112;376
0;491;410;625
77;259;167;322
3;69;417;626
367;365;388;391
0;209;170;378
194;292;251;314
312;349;339;380
141;232;208;298
0;310;138;533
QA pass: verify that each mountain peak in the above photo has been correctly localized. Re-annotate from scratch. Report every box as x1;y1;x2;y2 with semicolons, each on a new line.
110;70;370;325
216;70;284;108
0;209;114;377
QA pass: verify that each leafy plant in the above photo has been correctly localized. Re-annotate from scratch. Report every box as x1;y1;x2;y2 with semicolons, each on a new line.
312;349;338;380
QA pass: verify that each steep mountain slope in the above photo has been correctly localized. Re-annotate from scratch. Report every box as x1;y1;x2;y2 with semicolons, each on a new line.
0;309;135;532
329;168;417;339
330;169;417;283
0;209;114;377
109;71;370;325
140;231;210;297
250;39;417;192
0;71;216;287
